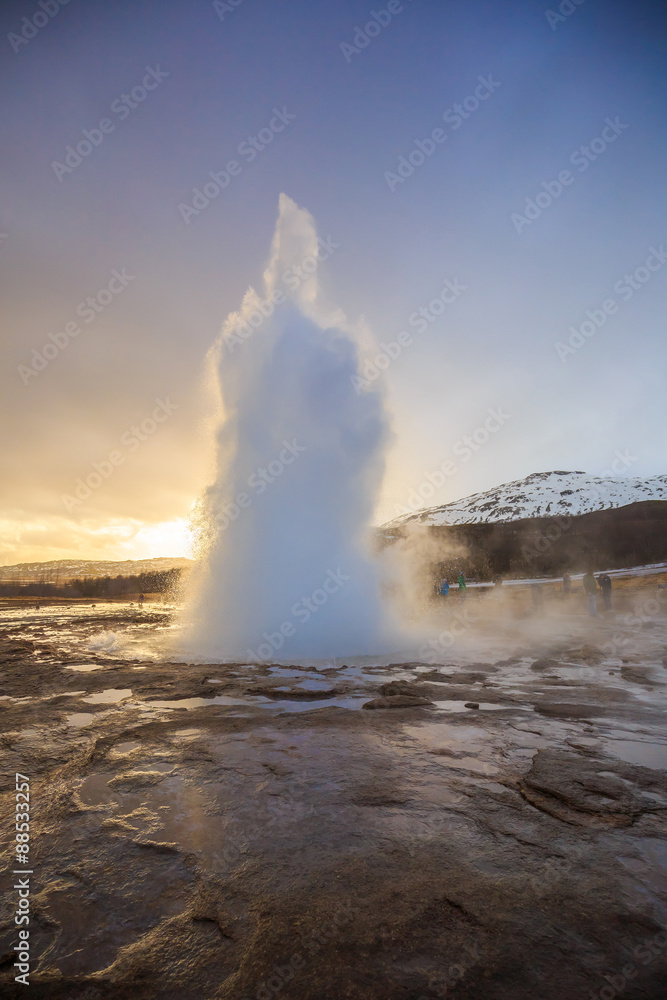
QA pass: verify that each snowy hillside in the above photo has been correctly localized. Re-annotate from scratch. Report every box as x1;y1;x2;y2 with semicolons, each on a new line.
384;471;667;530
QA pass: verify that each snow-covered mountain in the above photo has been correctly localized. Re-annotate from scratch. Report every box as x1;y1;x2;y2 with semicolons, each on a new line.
384;471;667;530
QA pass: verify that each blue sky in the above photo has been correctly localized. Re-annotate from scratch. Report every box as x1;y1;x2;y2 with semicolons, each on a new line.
1;0;665;562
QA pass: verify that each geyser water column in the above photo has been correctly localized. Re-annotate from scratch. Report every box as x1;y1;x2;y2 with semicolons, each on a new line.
181;194;396;662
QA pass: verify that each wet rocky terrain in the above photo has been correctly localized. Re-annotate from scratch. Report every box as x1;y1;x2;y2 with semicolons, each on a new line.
0;598;666;999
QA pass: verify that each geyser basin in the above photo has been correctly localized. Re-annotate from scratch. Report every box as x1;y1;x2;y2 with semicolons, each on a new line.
178;195;404;662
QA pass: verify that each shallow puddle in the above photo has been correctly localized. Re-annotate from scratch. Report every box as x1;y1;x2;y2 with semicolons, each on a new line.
601;739;667;770
79;772;116;805
65;663;105;673
404;722;489;754
143;694;252;709
262;696;366;712
78;771;241;868
83;688;132;704
267;667;315;678
65;713;97;728
139;692;366;713
291;678;335;692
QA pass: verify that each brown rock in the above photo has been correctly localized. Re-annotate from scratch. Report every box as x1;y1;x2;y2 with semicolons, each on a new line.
362;695;434;710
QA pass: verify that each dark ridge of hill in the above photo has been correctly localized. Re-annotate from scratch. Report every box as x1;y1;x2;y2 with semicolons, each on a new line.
383;500;667;580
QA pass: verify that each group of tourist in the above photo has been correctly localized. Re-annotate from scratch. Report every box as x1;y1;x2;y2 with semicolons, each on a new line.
580;570;612;615
438;573;467;600
435;570;614;616
554;570;614;615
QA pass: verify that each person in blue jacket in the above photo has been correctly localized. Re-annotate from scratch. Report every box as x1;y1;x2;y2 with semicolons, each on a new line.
440;579;449;598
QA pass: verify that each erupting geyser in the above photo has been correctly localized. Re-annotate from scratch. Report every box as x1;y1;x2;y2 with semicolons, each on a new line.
180;195;398;661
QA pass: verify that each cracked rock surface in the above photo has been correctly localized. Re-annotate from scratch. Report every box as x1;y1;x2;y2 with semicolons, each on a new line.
0;599;666;998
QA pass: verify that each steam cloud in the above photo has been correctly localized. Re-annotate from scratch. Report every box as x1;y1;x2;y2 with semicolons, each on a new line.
180;195;399;661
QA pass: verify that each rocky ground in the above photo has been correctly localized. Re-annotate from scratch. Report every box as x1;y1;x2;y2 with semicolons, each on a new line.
0;587;666;999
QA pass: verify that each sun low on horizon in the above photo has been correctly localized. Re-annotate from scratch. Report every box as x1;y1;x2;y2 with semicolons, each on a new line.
0;515;193;566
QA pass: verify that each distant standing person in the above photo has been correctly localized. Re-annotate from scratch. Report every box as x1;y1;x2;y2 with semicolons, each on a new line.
582;571;598;617
440;579;449;598
138;593;145;605
458;573;466;602
563;572;571;596
598;573;612;612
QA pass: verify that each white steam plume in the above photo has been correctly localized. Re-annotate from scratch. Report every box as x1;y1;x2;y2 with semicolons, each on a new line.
179;194;400;661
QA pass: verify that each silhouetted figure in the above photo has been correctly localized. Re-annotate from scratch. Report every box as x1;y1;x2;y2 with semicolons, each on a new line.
563;572;571;596
138;594;145;605
598;573;612;612
583;571;598;617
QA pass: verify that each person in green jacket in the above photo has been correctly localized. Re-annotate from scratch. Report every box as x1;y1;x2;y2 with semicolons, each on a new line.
458;572;466;602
